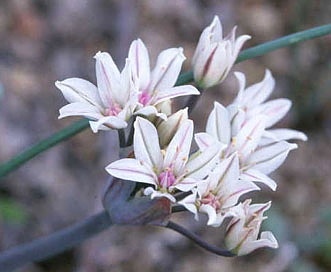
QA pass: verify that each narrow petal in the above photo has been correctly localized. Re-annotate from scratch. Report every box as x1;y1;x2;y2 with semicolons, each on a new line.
206;101;231;145
200;204;218;226
144;187;176;203
248;141;297;174
157;108;188;148
149;47;185;92
248;99;292;128
106;158;157;186
240;168;277;191
178;192;199;219
194;132;218;152
152;85;199;105
185;143;222;179
266;128;308;142
240;70;275;108
117;58;136;106
55;78;102;107
164;120;193;174
233;34;251;58
89;116;127;132
134;105;167;120
94;51;121;107
173;177;199;192
128;39;150;91
233;72;246;103
58;102;102;120
134;117;163;171
235;115;266;159
237;231;278;256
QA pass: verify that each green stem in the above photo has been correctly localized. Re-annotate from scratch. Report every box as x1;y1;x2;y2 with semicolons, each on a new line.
236;24;331;63
0;211;112;271
0;24;330;178
0;119;89;178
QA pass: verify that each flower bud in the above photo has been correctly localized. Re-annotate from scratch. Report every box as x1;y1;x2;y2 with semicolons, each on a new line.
224;200;278;256
192;16;251;89
157;108;188;147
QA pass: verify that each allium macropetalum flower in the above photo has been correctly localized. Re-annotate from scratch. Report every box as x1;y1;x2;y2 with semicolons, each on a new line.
224;199;278;256
56;52;138;133
106;117;222;202
232;70;308;141
192;16;251;89
195;101;281;190
179;154;259;227
128;39;200;118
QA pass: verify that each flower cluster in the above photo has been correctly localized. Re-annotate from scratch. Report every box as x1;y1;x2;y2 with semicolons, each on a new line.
56;16;306;256
56;40;199;132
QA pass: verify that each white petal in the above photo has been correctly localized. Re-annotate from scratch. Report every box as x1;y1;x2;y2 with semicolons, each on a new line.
194;132;218;152
128;39;150;91
206;101;231;145
144;187;176;203
94;51;121;107
248;141;297;174
134;117;163;171
240;70;275;108
55;78;102;106
248;99;291;128
240;168;277;191
200;204;218;226
117;58;135;106
89;115;127;132
164;119;193;174
185;143;222;179
202;42;230;87
235;115;266;159
238;231;278;256
106;158;157;186
157;108;188;148
266;128;308;142
173;177;199;192
233;34;251;58
58;102;102;120
233;71;246;103
149;47;185;92
134;105;167;120
152;85;199;105
212;154;259;208
178;192;199;219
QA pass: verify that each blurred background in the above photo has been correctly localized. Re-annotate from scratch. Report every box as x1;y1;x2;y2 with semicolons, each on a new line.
0;0;330;271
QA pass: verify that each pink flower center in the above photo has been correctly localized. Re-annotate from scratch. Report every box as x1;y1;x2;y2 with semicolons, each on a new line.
200;192;221;211
138;92;152;106
105;103;122;116
158;168;177;189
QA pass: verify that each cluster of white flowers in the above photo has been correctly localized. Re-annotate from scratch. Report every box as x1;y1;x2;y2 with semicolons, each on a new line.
56;16;306;256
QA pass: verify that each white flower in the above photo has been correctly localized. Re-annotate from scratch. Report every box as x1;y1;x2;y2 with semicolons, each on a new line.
106;117;222;202
192;16;251;89
56;52;138;133
179;154;259;227
224;199;278;256
128;39;200;119
232;70;308;141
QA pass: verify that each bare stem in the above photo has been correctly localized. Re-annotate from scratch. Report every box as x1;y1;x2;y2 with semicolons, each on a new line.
165;221;235;257
0;211;112;271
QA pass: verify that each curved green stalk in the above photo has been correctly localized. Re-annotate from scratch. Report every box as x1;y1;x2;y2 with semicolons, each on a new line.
0;119;89;178
0;24;330;178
